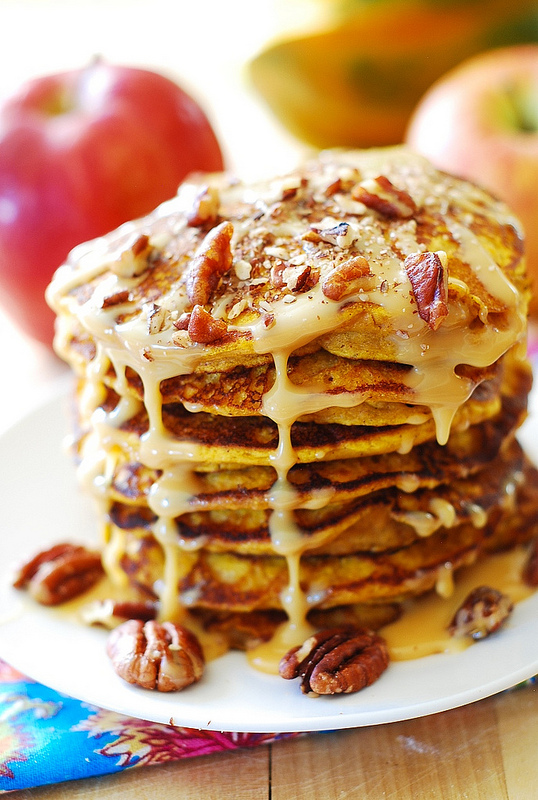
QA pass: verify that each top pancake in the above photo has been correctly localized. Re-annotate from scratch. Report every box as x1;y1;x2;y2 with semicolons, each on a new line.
48;146;530;454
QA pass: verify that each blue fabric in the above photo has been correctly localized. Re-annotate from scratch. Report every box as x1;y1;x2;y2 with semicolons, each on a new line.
0;660;299;792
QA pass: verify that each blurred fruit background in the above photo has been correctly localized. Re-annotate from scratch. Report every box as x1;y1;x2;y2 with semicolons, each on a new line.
249;0;538;148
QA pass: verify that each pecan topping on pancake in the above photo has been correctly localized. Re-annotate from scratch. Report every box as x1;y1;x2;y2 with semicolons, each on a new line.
351;175;416;218
187;304;228;343
321;255;372;301
187;185;221;227
404;251;449;330
185;220;234;305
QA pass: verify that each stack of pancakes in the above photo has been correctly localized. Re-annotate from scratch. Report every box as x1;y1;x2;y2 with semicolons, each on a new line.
47;147;538;654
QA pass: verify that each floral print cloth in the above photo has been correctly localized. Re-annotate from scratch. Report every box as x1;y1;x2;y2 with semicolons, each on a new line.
0;658;535;792
0;659;301;792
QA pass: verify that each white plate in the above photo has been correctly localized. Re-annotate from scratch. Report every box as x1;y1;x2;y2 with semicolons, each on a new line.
0;389;537;733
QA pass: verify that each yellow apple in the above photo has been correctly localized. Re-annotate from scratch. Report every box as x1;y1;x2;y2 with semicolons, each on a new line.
405;44;538;314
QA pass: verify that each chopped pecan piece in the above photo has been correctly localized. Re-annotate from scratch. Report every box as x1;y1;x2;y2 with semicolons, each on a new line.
271;262;318;293
311;221;355;249
188;304;228;343
278;176;307;201
448;586;513;640
187;185;220;227
101;289;131;309
301;229;323;244
403;251;449;330
321;256;372;301
185;220;234;305
173;311;191;331
106;619;204;692
13;543;104;606
523;539;538;587
111;234;154;278
323;177;344;197
352;175;416;218
292;265;316;292
279;627;389;695
145;302;167;334
82;598;158;628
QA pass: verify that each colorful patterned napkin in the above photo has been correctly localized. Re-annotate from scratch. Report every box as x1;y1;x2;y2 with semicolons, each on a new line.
0;658;535;793
0;658;300;792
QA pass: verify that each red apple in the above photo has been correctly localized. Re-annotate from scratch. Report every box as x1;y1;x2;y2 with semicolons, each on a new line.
405;44;538;314
0;60;224;345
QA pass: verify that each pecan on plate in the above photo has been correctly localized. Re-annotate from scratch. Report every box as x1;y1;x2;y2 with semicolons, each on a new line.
279;627;389;695
403;251;449;331
13;543;104;606
106;619;205;692
448;586;513;640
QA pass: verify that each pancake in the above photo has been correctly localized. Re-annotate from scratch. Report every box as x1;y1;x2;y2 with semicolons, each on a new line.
105;454;538;614
46;146;538;669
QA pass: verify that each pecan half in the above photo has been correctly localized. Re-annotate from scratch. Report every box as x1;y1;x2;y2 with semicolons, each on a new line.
279;627;389;695
448;586;513;640
187;304;228;343
106;620;204;692
13;543;104;606
403;251;449;330
523;539;538;587
351;175;416;218
185;221;234;305
321;256;372;301
187;185;221;227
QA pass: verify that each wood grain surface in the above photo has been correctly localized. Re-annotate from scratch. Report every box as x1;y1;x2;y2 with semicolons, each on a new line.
8;682;537;799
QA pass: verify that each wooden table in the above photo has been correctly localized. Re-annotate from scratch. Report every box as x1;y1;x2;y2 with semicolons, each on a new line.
6;682;537;799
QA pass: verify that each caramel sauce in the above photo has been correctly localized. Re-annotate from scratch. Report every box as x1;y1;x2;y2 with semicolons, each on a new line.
248;547;535;674
383;547;534;661
247;618;316;675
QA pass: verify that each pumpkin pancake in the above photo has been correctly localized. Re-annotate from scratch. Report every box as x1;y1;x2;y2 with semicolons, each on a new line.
47;146;537;667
